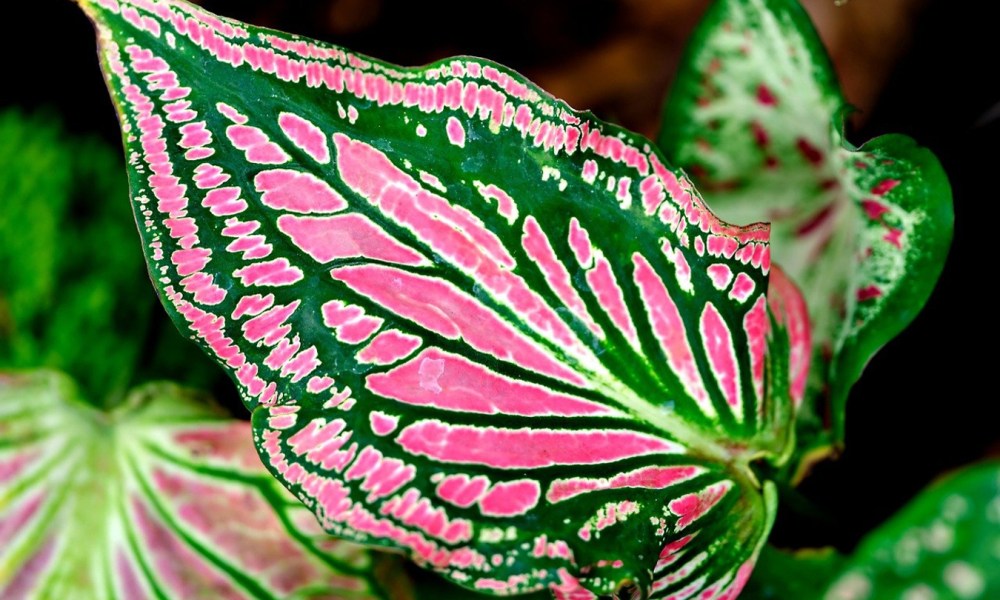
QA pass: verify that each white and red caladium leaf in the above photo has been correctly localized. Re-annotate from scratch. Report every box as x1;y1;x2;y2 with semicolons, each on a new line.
658;0;952;463
77;0;812;596
0;371;406;599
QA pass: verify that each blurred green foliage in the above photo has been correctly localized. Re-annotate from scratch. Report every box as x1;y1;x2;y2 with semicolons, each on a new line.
0;109;224;407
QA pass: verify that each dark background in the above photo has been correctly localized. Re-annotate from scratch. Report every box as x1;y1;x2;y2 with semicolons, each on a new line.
4;0;996;553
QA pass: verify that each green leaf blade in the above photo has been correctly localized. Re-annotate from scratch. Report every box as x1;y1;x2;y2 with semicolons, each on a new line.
78;0;808;595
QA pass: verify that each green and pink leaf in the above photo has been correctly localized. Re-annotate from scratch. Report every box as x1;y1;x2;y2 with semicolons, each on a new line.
0;371;406;599
658;0;952;459
77;0;813;596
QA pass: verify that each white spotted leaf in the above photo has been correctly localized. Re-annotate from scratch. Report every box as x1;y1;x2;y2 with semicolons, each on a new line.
658;0;953;466
0;371;407;599
77;0;811;596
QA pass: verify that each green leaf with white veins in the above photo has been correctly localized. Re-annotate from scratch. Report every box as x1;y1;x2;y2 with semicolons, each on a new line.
77;0;813;596
0;371;407;599
658;0;953;462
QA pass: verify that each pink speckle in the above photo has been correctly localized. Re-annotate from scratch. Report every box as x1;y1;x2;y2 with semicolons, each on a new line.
216;102;248;124
254;169;348;213
435;474;491;508
476;183;518;224
581;159;598;184
445;116;466;148
278;112;330;164
884;227;903;248
756;84;777;106
202;186;247;216
862;199;890;220
857;285;882;301
192;163;230;189
171;248;211;276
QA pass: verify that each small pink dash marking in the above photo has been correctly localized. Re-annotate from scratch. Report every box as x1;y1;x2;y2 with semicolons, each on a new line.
216;102;248;124
369;411;400;436
226;125;290;164
547;465;704;503
568;218;594;268
669;481;732;531
356;330;423;365
477;183;518;224
445;116;466;148
581;160;598;184
728;272;756;303
233;258;304;287
202;186;247;216
277;213;427;265
397;421;681;468
478;480;540;517
435;474;490;508
706;264;733;291
278;112;330;164
756;84;777;106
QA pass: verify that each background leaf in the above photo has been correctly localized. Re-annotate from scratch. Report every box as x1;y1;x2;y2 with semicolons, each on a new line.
657;0;953;465
0;109;226;407
0;370;407;599
76;0;810;595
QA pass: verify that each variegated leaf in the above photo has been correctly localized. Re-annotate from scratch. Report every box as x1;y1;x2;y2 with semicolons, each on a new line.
823;462;1000;600
657;0;953;460
78;0;811;596
0;370;405;599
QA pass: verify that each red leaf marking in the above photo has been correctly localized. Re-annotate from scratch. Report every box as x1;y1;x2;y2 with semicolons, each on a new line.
546;465;704;503
654;535;695;572
254;169;348;213
871;178;900;196
742;295;768;405
755;84;777;106
700;302;742;414
397;421;682;468
668;480;732;531
521;217;604;338
478;480;541;517
856;285;882;301
330;263;585;386
368;411;400;436
706;263;733;291
587;255;640;346
277;214;427;265
366;348;615;417
861;199;890;220
475;182;518;224
795;137;824;166
277;112;330;164
356;329;423;365
632;254;712;417
445;116;466;147
728;272;756;303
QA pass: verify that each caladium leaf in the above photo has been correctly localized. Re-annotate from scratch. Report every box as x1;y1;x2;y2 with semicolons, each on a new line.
823;462;1000;599
78;0;811;596
0;370;406;599
657;0;953;459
